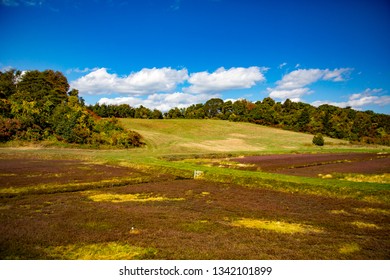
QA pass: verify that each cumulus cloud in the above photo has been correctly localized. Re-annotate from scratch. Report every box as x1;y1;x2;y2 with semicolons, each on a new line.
322;68;352;82
98;92;219;112
268;88;312;101
312;88;390;110
184;66;267;94
71;67;189;95
70;65;269;111
267;68;352;101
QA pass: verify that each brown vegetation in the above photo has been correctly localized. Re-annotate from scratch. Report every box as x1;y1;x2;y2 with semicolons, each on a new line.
232;153;390;177
0;157;389;259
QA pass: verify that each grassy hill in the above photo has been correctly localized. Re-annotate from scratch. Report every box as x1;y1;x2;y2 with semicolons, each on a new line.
119;119;366;156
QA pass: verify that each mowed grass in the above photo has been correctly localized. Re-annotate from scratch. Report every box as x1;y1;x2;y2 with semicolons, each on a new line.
1;119;390;259
120;119;354;156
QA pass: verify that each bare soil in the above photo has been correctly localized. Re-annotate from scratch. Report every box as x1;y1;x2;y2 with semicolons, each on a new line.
232;153;390;177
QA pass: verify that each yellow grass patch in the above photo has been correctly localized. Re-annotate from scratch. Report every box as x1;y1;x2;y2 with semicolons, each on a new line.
342;173;390;184
44;242;157;260
86;192;185;203
350;221;381;229
329;209;351;215
76;165;93;171
129;228;141;235
217;160;256;169
362;196;384;204
339;243;360;254
84;221;112;230
0;205;11;210
230;218;323;234
0;173;16;176
354;207;390;215
318;174;333;179
182;220;211;233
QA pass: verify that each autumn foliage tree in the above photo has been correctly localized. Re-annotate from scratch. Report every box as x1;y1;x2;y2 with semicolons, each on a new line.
0;69;143;148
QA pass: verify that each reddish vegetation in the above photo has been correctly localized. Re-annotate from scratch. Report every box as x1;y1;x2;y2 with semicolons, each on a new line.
1;179;389;259
0;156;389;259
0;159;148;188
232;153;390;177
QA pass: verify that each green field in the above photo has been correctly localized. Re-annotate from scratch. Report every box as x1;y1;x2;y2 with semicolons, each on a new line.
120;119;353;155
1;119;389;259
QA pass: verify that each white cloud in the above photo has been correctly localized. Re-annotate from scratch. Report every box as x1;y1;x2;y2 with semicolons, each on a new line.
98;92;219;112
71;67;189;95
312;88;390;110
267;88;312;101
323;68;351;82
184;66;267;94
267;68;353;101
66;67;99;74
278;62;287;69
70;65;268;110
275;69;324;89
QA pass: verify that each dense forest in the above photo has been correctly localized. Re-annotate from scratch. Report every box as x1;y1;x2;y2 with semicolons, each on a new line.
88;97;390;146
0;69;143;147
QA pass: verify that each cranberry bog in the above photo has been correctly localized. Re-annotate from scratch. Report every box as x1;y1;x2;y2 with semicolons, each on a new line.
230;152;390;179
1;120;389;259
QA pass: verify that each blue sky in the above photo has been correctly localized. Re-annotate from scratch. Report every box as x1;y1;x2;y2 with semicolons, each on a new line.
1;0;389;113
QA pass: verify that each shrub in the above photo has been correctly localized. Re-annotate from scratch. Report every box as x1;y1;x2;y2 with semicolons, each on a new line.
312;133;325;146
0;117;22;142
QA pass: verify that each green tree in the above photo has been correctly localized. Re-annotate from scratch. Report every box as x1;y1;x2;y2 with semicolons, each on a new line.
262;97;276;107
221;100;233;120
151;109;163;119
232;99;249;119
204;98;224;118
12;70;69;107
297;107;311;131
184;103;205;119
312;133;325;146
0;69;21;99
165;107;184;119
135;106;152;119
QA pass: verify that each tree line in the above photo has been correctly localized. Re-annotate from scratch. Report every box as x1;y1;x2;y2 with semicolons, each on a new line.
1;68;388;147
88;97;390;145
0;69;143;147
